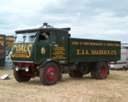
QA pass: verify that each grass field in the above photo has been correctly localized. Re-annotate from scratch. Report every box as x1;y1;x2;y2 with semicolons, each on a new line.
0;69;128;102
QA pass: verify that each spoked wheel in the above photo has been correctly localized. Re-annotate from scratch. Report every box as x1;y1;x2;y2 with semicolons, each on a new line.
13;69;31;82
100;66;108;78
91;62;109;79
39;62;61;85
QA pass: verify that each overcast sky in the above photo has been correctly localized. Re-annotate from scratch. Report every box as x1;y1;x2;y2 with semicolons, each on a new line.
0;0;128;43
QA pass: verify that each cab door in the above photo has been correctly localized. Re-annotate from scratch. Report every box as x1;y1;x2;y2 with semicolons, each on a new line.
51;31;69;64
34;32;50;64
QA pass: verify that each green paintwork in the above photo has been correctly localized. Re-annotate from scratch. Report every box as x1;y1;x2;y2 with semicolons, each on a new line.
11;28;70;64
11;26;121;65
69;38;120;63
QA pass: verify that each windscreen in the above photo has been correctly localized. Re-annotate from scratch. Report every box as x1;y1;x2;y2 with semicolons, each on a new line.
15;32;36;43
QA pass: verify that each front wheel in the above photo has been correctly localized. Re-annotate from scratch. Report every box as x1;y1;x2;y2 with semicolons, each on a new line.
39;62;61;85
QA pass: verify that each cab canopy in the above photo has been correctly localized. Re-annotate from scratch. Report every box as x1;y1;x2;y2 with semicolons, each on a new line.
15;23;71;34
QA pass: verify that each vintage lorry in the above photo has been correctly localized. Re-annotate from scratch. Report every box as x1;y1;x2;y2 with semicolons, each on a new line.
11;23;121;85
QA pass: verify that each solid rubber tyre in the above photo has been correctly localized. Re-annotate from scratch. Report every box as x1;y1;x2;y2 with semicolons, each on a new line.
91;62;109;79
39;62;61;85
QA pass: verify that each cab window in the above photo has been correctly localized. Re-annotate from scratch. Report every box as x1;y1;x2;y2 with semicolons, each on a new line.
39;32;50;41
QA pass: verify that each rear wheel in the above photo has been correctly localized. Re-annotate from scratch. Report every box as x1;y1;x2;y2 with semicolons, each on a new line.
13;69;31;82
39;62;61;85
91;62;109;79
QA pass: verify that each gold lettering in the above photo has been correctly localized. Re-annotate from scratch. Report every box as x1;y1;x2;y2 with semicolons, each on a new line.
77;49;81;55
77;49;117;56
11;53;31;58
77;49;90;55
72;41;120;47
72;41;79;45
12;44;32;58
52;46;66;59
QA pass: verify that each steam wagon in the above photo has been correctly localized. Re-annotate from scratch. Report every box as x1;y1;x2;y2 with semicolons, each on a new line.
11;23;120;85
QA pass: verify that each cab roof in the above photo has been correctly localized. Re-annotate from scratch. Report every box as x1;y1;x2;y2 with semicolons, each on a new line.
16;23;71;34
15;27;71;34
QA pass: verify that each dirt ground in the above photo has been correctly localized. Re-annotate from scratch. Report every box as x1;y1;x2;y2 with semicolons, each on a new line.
0;69;128;102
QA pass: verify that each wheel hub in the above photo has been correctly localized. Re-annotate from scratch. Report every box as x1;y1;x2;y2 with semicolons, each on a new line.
100;67;108;77
46;67;57;81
